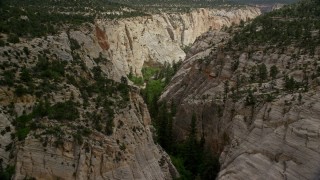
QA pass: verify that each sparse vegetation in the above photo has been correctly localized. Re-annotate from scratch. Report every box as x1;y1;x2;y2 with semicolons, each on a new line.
0;163;15;180
0;0;148;41
231;0;320;54
48;101;79;121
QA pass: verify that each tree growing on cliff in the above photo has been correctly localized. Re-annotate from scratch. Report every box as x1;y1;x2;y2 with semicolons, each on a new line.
258;63;268;83
245;89;256;106
184;113;201;177
284;75;297;92
270;65;279;79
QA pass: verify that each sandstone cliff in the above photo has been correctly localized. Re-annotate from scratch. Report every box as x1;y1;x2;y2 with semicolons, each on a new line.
13;93;177;180
160;30;320;179
0;24;179;180
0;6;260;180
96;7;260;76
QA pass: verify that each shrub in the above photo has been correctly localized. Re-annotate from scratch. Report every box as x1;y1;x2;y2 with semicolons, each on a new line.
128;75;144;86
20;67;32;83
48;101;79;121
14;85;28;97
1;70;15;86
0;40;5;47
7;34;19;43
70;38;80;51
14;114;32;140
23;47;30;56
245;90;256;106
270;65;279;79
0;164;15;180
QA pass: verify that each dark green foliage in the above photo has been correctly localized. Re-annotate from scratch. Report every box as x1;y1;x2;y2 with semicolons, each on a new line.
270;65;279;79
35;80;58;97
7;34;19;43
118;77;130;102
170;156;192;179
284;75;301;92
70;38;80;51
92;66;104;82
48;101;79;121
120;76;128;85
155;103;174;152
16;127;30;141
129;76;144;86
199;154;220;180
154;106;220;179
45;126;64;137
14;85;28;97
265;94;275;102
105;115;115;135
23;47;30;56
33;100;51;118
140;62;219;179
34;55;66;80
249;66;257;83
184;113;200;176
230;0;320;54
1;70;15;86
13;114;32;140
0;0;148;39
298;93;302;104
142;62;181;117
245;90;256;106
13;99;78;140
0;162;15;180
112;0;273;8
0;39;4;46
258;63;268;82
73;131;84;145
128;69;144;86
20;67;32;83
144;79;165;114
73;128;91;144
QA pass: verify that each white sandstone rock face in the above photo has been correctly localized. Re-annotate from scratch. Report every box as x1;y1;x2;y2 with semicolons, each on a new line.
0;7;260;81
218;92;320;180
96;7;260;76
0;7;260;180
13;93;178;180
160;31;320;180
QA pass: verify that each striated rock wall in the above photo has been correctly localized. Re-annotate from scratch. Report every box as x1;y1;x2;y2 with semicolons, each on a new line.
13;7;259;82
160;31;320;179
218;92;320;180
0;6;259;180
13;93;178;180
96;7;261;76
0;20;181;179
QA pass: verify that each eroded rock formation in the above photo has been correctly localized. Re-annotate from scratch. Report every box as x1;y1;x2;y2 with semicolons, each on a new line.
96;7;260;76
13;93;178;180
0;6;260;180
160;31;320;179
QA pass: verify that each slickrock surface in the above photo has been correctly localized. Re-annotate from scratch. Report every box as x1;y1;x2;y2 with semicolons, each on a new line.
13;93;178;180
160;31;320;180
0;6;260;180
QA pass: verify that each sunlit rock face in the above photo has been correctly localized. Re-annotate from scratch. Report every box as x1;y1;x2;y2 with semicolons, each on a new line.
96;7;260;76
0;6;260;180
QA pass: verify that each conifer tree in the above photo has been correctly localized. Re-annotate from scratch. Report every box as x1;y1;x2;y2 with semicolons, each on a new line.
184;113;200;177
